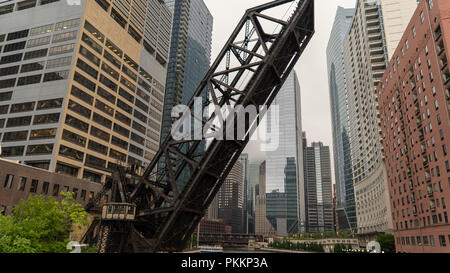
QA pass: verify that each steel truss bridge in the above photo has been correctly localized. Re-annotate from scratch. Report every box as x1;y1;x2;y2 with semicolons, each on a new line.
82;0;314;253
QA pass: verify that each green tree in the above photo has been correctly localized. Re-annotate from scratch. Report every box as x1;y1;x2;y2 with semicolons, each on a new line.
0;192;88;253
376;233;396;253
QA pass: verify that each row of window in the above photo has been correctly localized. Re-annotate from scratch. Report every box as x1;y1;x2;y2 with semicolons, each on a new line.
398;234;449;248
2;172;95;202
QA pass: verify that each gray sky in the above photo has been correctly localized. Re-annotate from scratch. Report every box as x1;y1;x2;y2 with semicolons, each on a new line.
203;0;356;179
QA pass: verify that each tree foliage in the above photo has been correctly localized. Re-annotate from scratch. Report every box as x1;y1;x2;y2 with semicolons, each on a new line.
269;240;324;252
376;233;396;253
0;192;88;253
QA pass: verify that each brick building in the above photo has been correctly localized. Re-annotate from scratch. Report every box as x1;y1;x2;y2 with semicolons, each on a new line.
378;0;450;253
0;158;102;215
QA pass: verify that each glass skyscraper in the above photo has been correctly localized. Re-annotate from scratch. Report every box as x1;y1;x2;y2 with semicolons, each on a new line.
326;6;356;231
265;70;304;235
161;0;213;141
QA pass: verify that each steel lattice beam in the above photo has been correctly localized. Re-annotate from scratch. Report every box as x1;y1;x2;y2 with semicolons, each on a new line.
83;0;314;253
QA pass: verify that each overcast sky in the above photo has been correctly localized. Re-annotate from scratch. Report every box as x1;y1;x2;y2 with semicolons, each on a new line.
203;0;356;180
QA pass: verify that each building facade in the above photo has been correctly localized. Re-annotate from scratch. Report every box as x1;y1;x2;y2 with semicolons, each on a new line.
343;0;418;238
255;161;275;236
218;159;243;234
238;153;249;233
303;140;334;233
378;0;450;253
265;70;304;235
0;158;102;215
0;0;171;183
160;0;212;140
326;6;356;232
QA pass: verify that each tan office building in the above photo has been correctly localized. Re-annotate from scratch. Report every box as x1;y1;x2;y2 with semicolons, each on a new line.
0;0;172;183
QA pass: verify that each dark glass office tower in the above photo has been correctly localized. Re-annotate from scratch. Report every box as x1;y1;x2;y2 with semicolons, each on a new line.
326;6;357;231
161;0;213;140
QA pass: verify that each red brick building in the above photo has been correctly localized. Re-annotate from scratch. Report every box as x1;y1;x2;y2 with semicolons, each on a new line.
0;158;102;215
377;0;450;252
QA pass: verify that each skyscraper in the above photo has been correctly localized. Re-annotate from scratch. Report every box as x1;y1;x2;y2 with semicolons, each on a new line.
238;153;249;233
218;160;243;234
265;70;304;235
0;0;171;183
303;139;334;233
326;6;356;232
161;0;213;140
343;0;418;241
378;0;450;253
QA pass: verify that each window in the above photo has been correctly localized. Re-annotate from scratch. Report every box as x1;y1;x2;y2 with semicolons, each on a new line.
7;29;29;41
6;116;32;127
46;56;72;69
62;129;86;147
30;128;57;140
71;85;93;105
26;144;53;155
0;79;16;89
17;177;27;191
74;72;96;91
26;161;50;170
113;123;130;138
97;86;116;104
0;53;23;65
49;43;75;56
117;99;132;114
55;18;81;32
29;179;38;193
52;30;78;43
0;105;9;115
90;126;110;142
65;114;89;133
27;36;51;48
110;149;126;161
4;41;26;52
99;74;117;92
1;145;24;157
17;0;37;11
111;136;128;150
68;99;91;118
81;33;103;54
88;140;108;155
101;62;119;80
23;48;47;60
83;171;102;183
103;50;121;69
3;131;28;142
84;21;105;42
95;99;114;117
0;65;20;77
85;154;106;169
10;102;35;113
124;54;138;72
72;188;79;200
0;4;14;16
52;184;60;197
105;39;123;58
76;59;98;79
30;24;54;36
80;190;87;201
93;112;112;129
17;74;42;86
439;235;446;247
33;113;60;125
59;145;84;162
111;9;127;28
21;61;45;73
42;181;49;195
55;163;78;177
4;174;14;189
119;88;134;103
79;45;100;66
36;98;63;110
115;111;131;126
